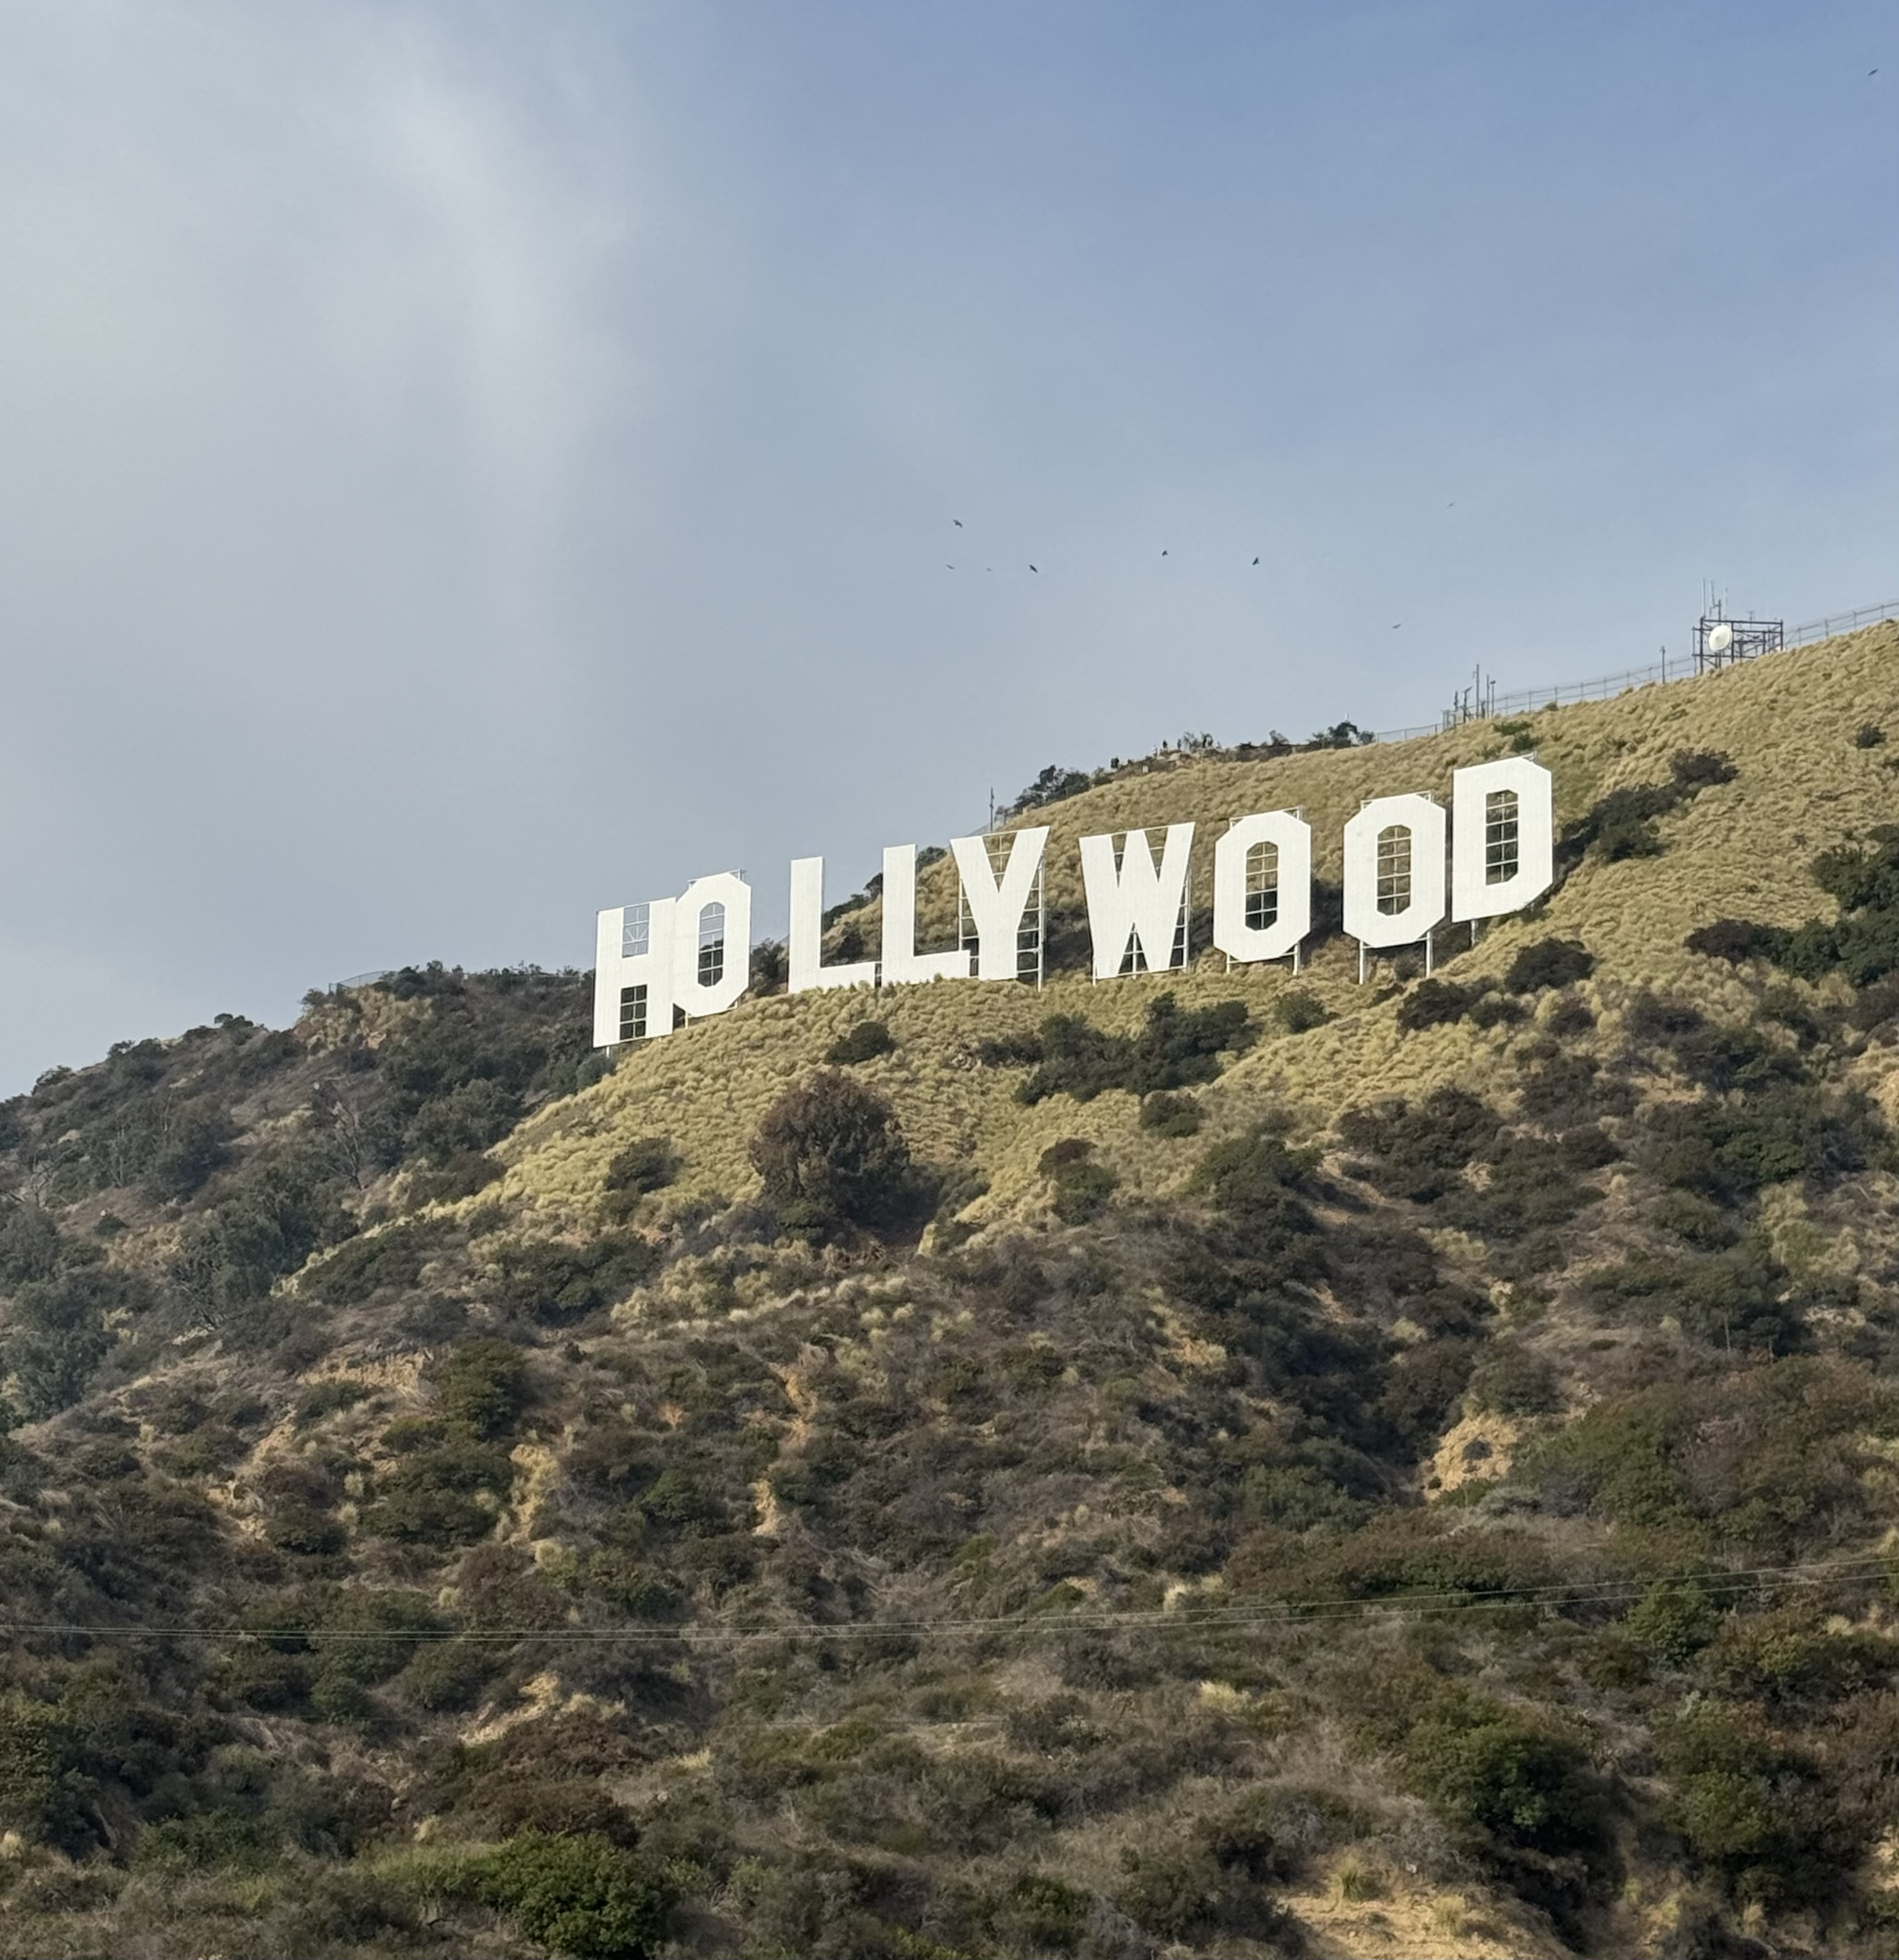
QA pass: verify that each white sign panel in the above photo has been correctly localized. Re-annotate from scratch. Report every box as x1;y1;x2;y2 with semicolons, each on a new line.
594;758;1556;1046
1079;824;1195;979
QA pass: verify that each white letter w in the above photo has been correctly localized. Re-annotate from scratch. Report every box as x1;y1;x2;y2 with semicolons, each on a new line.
1079;824;1195;979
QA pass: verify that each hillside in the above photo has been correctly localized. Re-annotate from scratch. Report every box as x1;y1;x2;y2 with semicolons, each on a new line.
3;621;1899;1958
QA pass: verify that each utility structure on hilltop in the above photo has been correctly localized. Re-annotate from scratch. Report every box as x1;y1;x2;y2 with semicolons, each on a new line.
1695;596;1783;673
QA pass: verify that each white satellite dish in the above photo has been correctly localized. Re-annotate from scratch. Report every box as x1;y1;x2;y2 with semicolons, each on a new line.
1708;621;1733;655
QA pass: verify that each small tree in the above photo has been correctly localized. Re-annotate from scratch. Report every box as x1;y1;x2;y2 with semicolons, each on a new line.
436;1338;530;1440
748;1070;916;1229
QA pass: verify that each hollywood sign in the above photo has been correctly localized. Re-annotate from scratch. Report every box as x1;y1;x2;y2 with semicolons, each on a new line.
591;757;1553;1048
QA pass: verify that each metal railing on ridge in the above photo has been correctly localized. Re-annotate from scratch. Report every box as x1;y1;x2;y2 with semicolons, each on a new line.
1372;597;1899;744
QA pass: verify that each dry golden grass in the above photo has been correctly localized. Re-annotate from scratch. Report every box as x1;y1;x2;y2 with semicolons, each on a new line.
495;623;1899;1235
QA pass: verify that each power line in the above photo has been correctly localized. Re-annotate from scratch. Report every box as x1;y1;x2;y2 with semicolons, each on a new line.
5;1552;1889;1649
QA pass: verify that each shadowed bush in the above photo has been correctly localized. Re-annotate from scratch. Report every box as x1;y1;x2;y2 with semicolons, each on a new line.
749;1070;919;1230
1504;938;1594;993
824;1020;896;1065
983;992;1252;1103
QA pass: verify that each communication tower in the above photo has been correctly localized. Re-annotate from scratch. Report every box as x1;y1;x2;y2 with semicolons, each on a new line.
1694;590;1782;673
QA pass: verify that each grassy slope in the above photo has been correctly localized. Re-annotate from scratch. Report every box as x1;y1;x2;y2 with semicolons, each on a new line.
502;621;1899;1224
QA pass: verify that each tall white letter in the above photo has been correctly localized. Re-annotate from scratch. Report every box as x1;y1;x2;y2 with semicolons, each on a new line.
789;857;877;994
880;845;970;985
593;898;677;1047
1080;824;1195;979
1344;794;1446;949
1213;812;1311;963
950;827;1049;981
1452;757;1553;922
674;872;752;1018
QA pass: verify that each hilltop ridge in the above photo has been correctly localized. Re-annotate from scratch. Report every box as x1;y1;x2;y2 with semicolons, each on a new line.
1;622;1898;1959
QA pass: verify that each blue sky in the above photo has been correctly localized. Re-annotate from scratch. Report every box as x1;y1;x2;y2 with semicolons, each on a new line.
0;0;1891;1087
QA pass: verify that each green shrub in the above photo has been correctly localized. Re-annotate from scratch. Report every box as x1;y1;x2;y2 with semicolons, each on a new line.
1278;987;1330;1032
1856;722;1886;748
1599;813;1665;859
364;1438;515;1545
1464;1345;1558;1416
485;1235;657;1323
1436;1133;1603;1247
1337;1088;1497;1202
988;1873;1091;1951
917;1748;1063;1853
1698;1600;1899;1711
309;1672;381;1727
1048;1156;1117;1224
436;1338;530;1439
469;1783;638;1850
1398;1690;1602;1858
1504;937;1594;992
1113;1831;1298;1946
748;939;789;994
405;1079;520;1165
1650;1189;1741;1249
1395;978;1488;1032
1469;992;1527;1028
748;1070;918;1229
1655;1702;1843;1907
638;1467;730;1536
1671;749;1739;789
1;1267;138;1419
601;1137;679;1211
0;1694;91;1853
1242;1463;1370;1533
310;1589;446;1687
824;1020;895;1065
1703;828;1899;990
143;1100;237;1201
988;993;1253;1103
0;1202;61;1283
401;1637;503;1712
219;1644;315;1714
1190;1125;1321;1251
450;1831;676;1959
295;1378;371;1425
303;1222;442;1305
1379;1337;1480;1449
1527;1361;1894;1553
1641;1085;1877;1202
134;1809;280;1874
929;1166;990;1249
266;1504;348;1557
1139;1090;1201;1136
1625;1579;1719;1667
1688;919;1793;965
260;1866;418;1951
408;1149;504;1205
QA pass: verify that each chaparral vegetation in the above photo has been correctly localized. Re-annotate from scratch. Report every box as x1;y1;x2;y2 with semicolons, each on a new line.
2;622;1899;1957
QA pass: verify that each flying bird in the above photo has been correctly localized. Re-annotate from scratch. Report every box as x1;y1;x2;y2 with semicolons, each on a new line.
1252;556;1259;566
1029;564;1039;573
1393;623;1403;630
1161;549;1169;557
953;518;963;527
